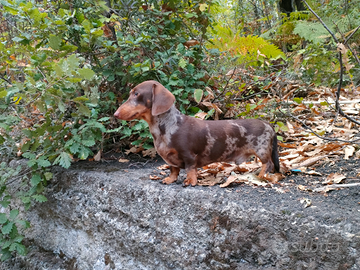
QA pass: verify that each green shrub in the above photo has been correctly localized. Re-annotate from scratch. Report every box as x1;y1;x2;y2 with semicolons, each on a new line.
0;0;215;260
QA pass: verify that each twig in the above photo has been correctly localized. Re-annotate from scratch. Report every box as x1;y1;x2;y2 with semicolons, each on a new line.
343;25;360;66
333;21;360;67
345;25;360;44
313;183;360;192
0;74;12;85
213;66;237;102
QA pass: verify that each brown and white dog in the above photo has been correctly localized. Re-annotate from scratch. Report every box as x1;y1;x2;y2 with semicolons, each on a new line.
114;80;280;186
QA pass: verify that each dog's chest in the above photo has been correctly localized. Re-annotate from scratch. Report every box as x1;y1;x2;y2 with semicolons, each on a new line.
149;107;184;166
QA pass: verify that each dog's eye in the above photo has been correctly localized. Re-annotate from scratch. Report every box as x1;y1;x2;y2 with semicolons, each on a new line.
134;92;139;97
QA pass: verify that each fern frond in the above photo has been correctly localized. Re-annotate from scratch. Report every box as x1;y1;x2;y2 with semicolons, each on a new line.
293;21;330;44
208;29;285;67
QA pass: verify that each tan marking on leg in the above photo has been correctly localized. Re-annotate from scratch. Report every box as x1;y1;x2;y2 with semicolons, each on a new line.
183;169;198;187
258;163;268;179
162;166;180;184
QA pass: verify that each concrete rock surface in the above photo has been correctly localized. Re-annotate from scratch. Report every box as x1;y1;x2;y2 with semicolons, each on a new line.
1;158;360;270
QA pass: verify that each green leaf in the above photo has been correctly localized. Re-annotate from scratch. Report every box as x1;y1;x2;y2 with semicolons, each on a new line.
17;220;30;229
67;54;80;70
78;68;95;80
30;173;42;186
3;5;18;15
20;196;31;204
78;104;91;116
78;145;92;160
53;63;63;76
194;89;203;103
0;213;8;224
2;240;12;249
44;172;53;181
0;250;11;261
22;152;36;160
58;100;66;112
178;58;187;68
22;129;33;138
0;200;10;208
53;152;72;169
293;97;303;104
69;142;80;154
49;34;62;50
9;209;19;220
98;117;110;122
276;121;289;132
1;222;14;234
15;243;27;255
0;90;7;98
73;96;89;102
9;242;26;255
82;19;92;33
37;158;51;168
32;194;47;202
82;139;95;147
320;101;329;106
13;235;24;243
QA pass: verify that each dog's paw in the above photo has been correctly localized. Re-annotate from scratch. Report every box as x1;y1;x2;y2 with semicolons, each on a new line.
182;178;197;187
162;177;177;185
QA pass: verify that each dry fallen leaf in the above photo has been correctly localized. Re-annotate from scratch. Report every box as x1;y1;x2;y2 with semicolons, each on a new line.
220;173;269;188
194;112;208;120
149;175;161;180
262;173;285;183
118;158;130;163
198;172;225;186
286;121;295;134
142;148;157;158
344;145;355;160
157;164;169;170
300;198;312;208
305;170;322;176
125;145;143;155
322;172;346;185
297;185;309;191
220;173;247;188
292;155;327;169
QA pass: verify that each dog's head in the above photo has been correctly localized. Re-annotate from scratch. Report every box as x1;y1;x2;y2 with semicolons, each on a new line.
114;80;175;122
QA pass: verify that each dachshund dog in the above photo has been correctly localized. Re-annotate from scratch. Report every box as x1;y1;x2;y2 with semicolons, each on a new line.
114;80;280;187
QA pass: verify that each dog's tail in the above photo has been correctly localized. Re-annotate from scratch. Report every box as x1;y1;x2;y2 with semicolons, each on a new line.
272;134;280;173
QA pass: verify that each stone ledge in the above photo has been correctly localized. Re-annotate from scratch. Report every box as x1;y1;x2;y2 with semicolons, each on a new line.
1;160;360;270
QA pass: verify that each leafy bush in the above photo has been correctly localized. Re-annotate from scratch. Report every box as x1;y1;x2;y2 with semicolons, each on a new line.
0;0;215;260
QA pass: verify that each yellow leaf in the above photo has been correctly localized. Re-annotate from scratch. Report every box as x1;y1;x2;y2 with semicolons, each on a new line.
13;96;22;104
199;3;208;12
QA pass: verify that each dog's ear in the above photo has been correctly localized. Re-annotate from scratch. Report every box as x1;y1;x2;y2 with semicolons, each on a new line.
151;83;175;116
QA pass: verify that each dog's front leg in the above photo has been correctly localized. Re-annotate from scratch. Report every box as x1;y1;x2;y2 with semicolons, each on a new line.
162;166;180;184
183;166;198;187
